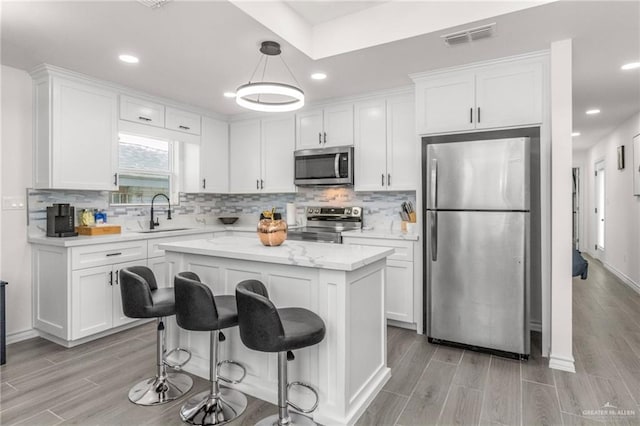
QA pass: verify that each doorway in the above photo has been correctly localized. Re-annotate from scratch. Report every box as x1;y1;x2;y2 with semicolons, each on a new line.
572;167;580;250
594;160;605;257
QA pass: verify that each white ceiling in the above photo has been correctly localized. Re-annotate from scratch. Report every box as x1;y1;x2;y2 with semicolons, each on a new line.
2;1;639;151
284;0;386;25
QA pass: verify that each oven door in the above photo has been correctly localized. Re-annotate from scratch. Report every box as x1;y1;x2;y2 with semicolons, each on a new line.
294;147;353;186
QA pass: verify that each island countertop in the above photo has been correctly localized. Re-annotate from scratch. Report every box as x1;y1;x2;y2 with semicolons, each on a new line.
159;236;394;271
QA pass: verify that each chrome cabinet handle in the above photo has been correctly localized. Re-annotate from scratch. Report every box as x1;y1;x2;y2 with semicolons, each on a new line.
178;125;190;130
387;173;391;186
202;178;206;189
323;132;327;144
477;107;481;123
109;270;113;286
470;107;473;123
260;179;264;190
138;116;152;122
115;270;119;285
256;179;259;190
381;173;385;187
318;133;322;144
106;252;122;257
113;173;118;186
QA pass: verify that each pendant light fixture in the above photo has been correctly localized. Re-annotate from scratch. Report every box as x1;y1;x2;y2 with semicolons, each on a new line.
236;41;304;112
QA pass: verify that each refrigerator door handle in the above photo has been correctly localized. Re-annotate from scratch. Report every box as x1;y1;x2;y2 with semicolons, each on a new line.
430;158;438;208
430;211;438;261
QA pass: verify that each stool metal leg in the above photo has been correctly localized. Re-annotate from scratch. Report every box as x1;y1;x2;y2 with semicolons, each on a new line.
128;318;194;406
180;330;247;425
256;352;317;426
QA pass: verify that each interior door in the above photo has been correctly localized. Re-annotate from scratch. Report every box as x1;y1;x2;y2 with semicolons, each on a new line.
427;210;528;354
595;161;606;254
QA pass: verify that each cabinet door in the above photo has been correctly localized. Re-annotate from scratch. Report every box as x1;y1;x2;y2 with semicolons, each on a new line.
52;78;118;190
415;73;475;135
386;94;417;190
200;117;229;193
120;95;165;127
261;116;296;193
354;99;387;191
296;109;323;149
386;260;414;323
323;103;354;147
112;260;146;328
229;120;261;193
71;265;113;339
165;107;201;135
177;140;201;193
475;61;543;129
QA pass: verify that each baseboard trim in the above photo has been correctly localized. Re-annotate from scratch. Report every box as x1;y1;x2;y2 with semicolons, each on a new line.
602;261;640;295
549;354;576;373
530;320;542;332
6;328;39;345
387;319;417;331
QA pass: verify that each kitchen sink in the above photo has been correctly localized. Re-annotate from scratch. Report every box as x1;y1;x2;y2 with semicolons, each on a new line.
137;228;192;234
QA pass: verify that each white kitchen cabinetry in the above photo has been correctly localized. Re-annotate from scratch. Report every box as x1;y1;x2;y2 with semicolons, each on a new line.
32;69;119;190
342;237;415;324
296;103;353;148
165;107;201;135
120;95;165;128
199;117;229;193
354;94;417;191
229;117;295;193
414;56;544;134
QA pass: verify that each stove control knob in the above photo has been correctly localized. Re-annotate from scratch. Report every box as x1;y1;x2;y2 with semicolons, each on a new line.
352;207;360;216
307;208;313;214
345;208;351;215
314;208;320;214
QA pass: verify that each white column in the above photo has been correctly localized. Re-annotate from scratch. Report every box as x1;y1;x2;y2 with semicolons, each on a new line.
549;39;575;372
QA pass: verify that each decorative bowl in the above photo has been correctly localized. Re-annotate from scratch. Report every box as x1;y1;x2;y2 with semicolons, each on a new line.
218;217;239;225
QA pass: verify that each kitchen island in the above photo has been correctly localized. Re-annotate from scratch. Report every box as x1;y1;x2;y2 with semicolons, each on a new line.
159;236;394;426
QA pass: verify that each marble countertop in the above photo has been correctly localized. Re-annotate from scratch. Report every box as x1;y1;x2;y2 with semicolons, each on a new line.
341;229;420;241
160;236;395;271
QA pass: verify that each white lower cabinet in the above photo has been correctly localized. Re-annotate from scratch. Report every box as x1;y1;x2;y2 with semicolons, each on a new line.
32;232;215;346
342;236;416;325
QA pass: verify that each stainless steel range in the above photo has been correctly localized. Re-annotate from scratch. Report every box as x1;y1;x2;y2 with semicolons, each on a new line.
287;206;362;244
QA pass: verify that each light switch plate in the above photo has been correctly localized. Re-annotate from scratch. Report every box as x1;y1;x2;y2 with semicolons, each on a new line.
2;196;26;210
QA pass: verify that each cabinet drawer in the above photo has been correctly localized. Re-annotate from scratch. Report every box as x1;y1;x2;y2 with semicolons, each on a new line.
148;233;214;258
71;241;147;270
120;95;165;127
342;237;413;262
165;107;201;135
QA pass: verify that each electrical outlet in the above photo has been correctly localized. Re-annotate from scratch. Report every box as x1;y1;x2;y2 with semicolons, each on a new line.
2;196;26;210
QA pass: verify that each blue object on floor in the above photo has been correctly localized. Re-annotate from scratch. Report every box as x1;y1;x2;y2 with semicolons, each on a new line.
572;249;589;280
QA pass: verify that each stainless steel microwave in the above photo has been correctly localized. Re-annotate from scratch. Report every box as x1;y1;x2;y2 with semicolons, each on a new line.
294;146;354;186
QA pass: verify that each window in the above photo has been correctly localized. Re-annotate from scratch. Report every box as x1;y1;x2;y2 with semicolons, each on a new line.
111;133;176;205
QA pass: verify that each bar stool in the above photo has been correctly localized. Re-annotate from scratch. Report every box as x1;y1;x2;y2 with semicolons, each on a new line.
120;266;193;405
174;272;248;425
235;280;326;426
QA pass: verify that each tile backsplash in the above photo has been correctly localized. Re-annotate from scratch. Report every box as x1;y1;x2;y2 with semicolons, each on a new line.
28;187;416;234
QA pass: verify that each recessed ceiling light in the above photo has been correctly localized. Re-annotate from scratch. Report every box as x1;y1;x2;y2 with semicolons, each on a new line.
572;132;581;137
119;54;139;64
586;109;601;115
621;62;640;70
223;92;236;98
311;72;327;80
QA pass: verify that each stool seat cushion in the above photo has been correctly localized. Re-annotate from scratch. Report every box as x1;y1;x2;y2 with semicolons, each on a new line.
174;272;239;331
278;308;326;351
120;266;175;319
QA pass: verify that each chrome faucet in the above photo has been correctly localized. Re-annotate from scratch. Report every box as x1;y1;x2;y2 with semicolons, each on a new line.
150;193;172;230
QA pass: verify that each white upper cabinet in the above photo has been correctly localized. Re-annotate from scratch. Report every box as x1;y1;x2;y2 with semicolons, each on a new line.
354;94;417;191
261;116;296;193
165;107;201;135
199;117;229;193
414;56;545;135
474;61;543;129
229;116;295;194
120;95;165;128
33;73;118;191
229;119;261;193
296;103;354;149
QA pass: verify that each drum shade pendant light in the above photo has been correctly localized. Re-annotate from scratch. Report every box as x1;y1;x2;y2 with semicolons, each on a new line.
236;41;304;112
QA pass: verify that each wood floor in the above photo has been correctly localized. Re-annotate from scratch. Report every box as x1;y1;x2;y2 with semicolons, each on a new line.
2;255;640;425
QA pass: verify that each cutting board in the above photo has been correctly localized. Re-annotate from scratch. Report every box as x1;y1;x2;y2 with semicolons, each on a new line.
76;225;121;236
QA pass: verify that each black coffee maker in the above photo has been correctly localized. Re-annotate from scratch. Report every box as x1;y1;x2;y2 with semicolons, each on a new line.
46;203;78;237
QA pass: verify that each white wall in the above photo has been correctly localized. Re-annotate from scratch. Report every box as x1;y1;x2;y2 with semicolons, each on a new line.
1;65;34;340
582;112;640;290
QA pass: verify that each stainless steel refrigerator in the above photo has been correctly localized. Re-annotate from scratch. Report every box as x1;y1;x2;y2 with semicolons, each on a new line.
425;136;530;358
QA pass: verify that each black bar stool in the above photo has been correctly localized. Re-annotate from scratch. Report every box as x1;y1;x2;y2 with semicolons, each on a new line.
120;266;193;405
235;280;326;426
175;272;248;425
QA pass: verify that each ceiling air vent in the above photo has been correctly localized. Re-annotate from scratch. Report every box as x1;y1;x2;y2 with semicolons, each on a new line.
442;23;496;46
137;0;171;9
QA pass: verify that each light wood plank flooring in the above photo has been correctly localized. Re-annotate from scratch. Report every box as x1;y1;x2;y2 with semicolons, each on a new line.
2;255;640;425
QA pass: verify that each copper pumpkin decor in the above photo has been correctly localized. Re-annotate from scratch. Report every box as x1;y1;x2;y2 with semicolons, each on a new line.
257;209;287;246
